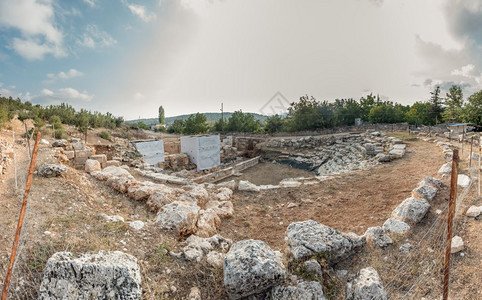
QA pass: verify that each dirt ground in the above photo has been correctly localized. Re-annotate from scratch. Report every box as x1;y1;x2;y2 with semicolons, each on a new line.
221;162;315;185
1;123;481;299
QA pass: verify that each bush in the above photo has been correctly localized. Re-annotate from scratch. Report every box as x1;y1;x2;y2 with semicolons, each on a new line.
98;131;112;141
54;129;65;139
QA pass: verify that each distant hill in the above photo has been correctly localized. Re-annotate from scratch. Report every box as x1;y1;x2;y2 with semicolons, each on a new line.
127;112;269;126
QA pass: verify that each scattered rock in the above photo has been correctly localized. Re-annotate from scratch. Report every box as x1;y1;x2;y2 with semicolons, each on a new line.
196;209;221;238
399;243;412;255
457;174;471;188
38;164;67;178
438;162;452;175
346;267;387;300
303;259;322;277
287;202;297;208
206;251;225;268
238;180;260;192
188;287;202;300
364;226;393;248
466;206;481;218
382;218;410;234
205;200;234;218
420;176;443;188
85;159;101;173
129;220;145;230
392;197;430;223
451;236;464;253
271;280;326;300
214;187;233;200
179;234;232;262
99;214;124;223
51;139;67;147
38;251;141;300
285;220;365;263
40;139;50;145
411;184;437;202
224;240;286;299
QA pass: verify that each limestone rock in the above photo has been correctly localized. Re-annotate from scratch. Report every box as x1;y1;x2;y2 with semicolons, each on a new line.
438;162;452;175
364;226;393;248
129;220;145;230
214;187;233;200
51;139;67;147
38;164;67;178
285;220;365;263
99;214;124;223
392;197;430;223
155;201;200;236
303;259;322;277
346;267;387;300
271;281;326;300
411;184;437;202
38;251;141;300
107;176;136;194
451;236;464;253
127;182;164;201
238;180;260;192
420;176;443;188
205;200;234;218
457;174;471;188
206;251;225;268
188;287;201;300
399;243;412;255
382;218;410;234
85;159;101;173
196;209;221;238
224;240;286;299
180;234;232;262
466;205;481;217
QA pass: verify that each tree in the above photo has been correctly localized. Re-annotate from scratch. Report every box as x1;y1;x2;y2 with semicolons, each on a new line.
404;102;431;125
264;115;284;133
167;119;185;134
442;85;463;123
213;118;226;132
225;110;261;133
0;105;8;129
287;95;324;131
464;90;482;125
428;86;444;124
183;113;209;134
158;106;165;125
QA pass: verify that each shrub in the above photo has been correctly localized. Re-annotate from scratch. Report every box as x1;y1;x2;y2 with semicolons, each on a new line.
98;131;112;141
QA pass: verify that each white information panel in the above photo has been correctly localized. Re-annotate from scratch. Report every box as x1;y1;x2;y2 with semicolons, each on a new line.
181;135;220;171
134;140;165;165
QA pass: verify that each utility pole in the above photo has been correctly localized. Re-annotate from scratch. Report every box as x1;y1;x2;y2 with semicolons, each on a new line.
220;103;224;132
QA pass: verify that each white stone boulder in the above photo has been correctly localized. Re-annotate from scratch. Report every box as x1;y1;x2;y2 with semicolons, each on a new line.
451;236;464;253
155;201;200;236
214;187;233;201
196;209;221;238
392;197;430;223
205;200;234;218
457;174;471;188
285;220;365;263
346;267;387;300
224;240;286;299
382;218;410;234
466;206;482;217
438;162;452;175
364;226;393;248
85;159;101;173
238;180;260;192
420;176;443;188
38;251;141;300
179;234;232;262
107;176;136;194
271;281;326;300
129;220;145;230
127;181;164;201
38;164;67;178
206;251;225;268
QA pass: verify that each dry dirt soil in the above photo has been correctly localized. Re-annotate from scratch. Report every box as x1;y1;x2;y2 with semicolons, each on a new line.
1;123;481;299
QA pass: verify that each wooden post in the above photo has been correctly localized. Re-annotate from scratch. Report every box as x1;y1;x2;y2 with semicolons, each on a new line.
479;145;481;198
443;149;459;300
12;131;18;194
24;122;31;159
461;127;465;155
2;132;41;300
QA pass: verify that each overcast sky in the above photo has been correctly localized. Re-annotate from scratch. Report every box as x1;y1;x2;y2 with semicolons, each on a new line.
0;0;481;119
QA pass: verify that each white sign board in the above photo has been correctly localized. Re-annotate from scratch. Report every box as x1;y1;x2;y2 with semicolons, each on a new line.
181;135;220;171
134;140;165;165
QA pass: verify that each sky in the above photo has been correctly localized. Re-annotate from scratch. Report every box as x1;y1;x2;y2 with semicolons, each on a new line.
0;0;481;120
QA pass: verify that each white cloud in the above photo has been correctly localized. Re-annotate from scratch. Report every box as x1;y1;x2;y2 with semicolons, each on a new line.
451;64;475;77
46;69;84;82
125;2;156;22
0;84;31;100
58;88;92;101
41;88;54;96
0;0;64;60
77;25;117;49
35;87;93;103
83;0;97;8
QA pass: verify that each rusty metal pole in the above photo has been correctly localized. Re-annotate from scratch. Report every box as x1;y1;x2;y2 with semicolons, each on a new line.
443;149;459;300
1;131;41;300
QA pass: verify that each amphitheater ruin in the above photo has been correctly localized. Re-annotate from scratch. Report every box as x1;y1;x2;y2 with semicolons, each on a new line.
0;122;481;299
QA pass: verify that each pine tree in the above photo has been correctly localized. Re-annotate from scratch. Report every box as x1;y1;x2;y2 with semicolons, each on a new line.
428;86;444;124
442;85;463;123
158;106;165;125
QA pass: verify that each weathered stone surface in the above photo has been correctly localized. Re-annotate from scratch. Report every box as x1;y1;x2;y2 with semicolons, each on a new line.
392;197;430;223
399;243;412;255
214;187;233;200
388;148;405;159
238;180;260;192
466;205;482;217
127;182;164;201
105;160;122;167
411;184;437;202
51;139;67;147
40;139;50;145
420;176;443;188
92;166;132;181
85;159;101;173
224;240;286;299
107;176;136;194
180;234;232;262
72;142;85;151
38;164;67;178
285;220;365;263
38;251;141;300
206;251;225;268
188;287;201;300
438;162;452;175
457;174;471;188
183;185;210;203
451;236;464;253
155;201;200;236
364;226;392;248
64;150;75;160
346;267;387;300
99;214;124;222
205;200;234;218
382;218;410;234
129;220;145;230
196;209;221;238
271;281;326;300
